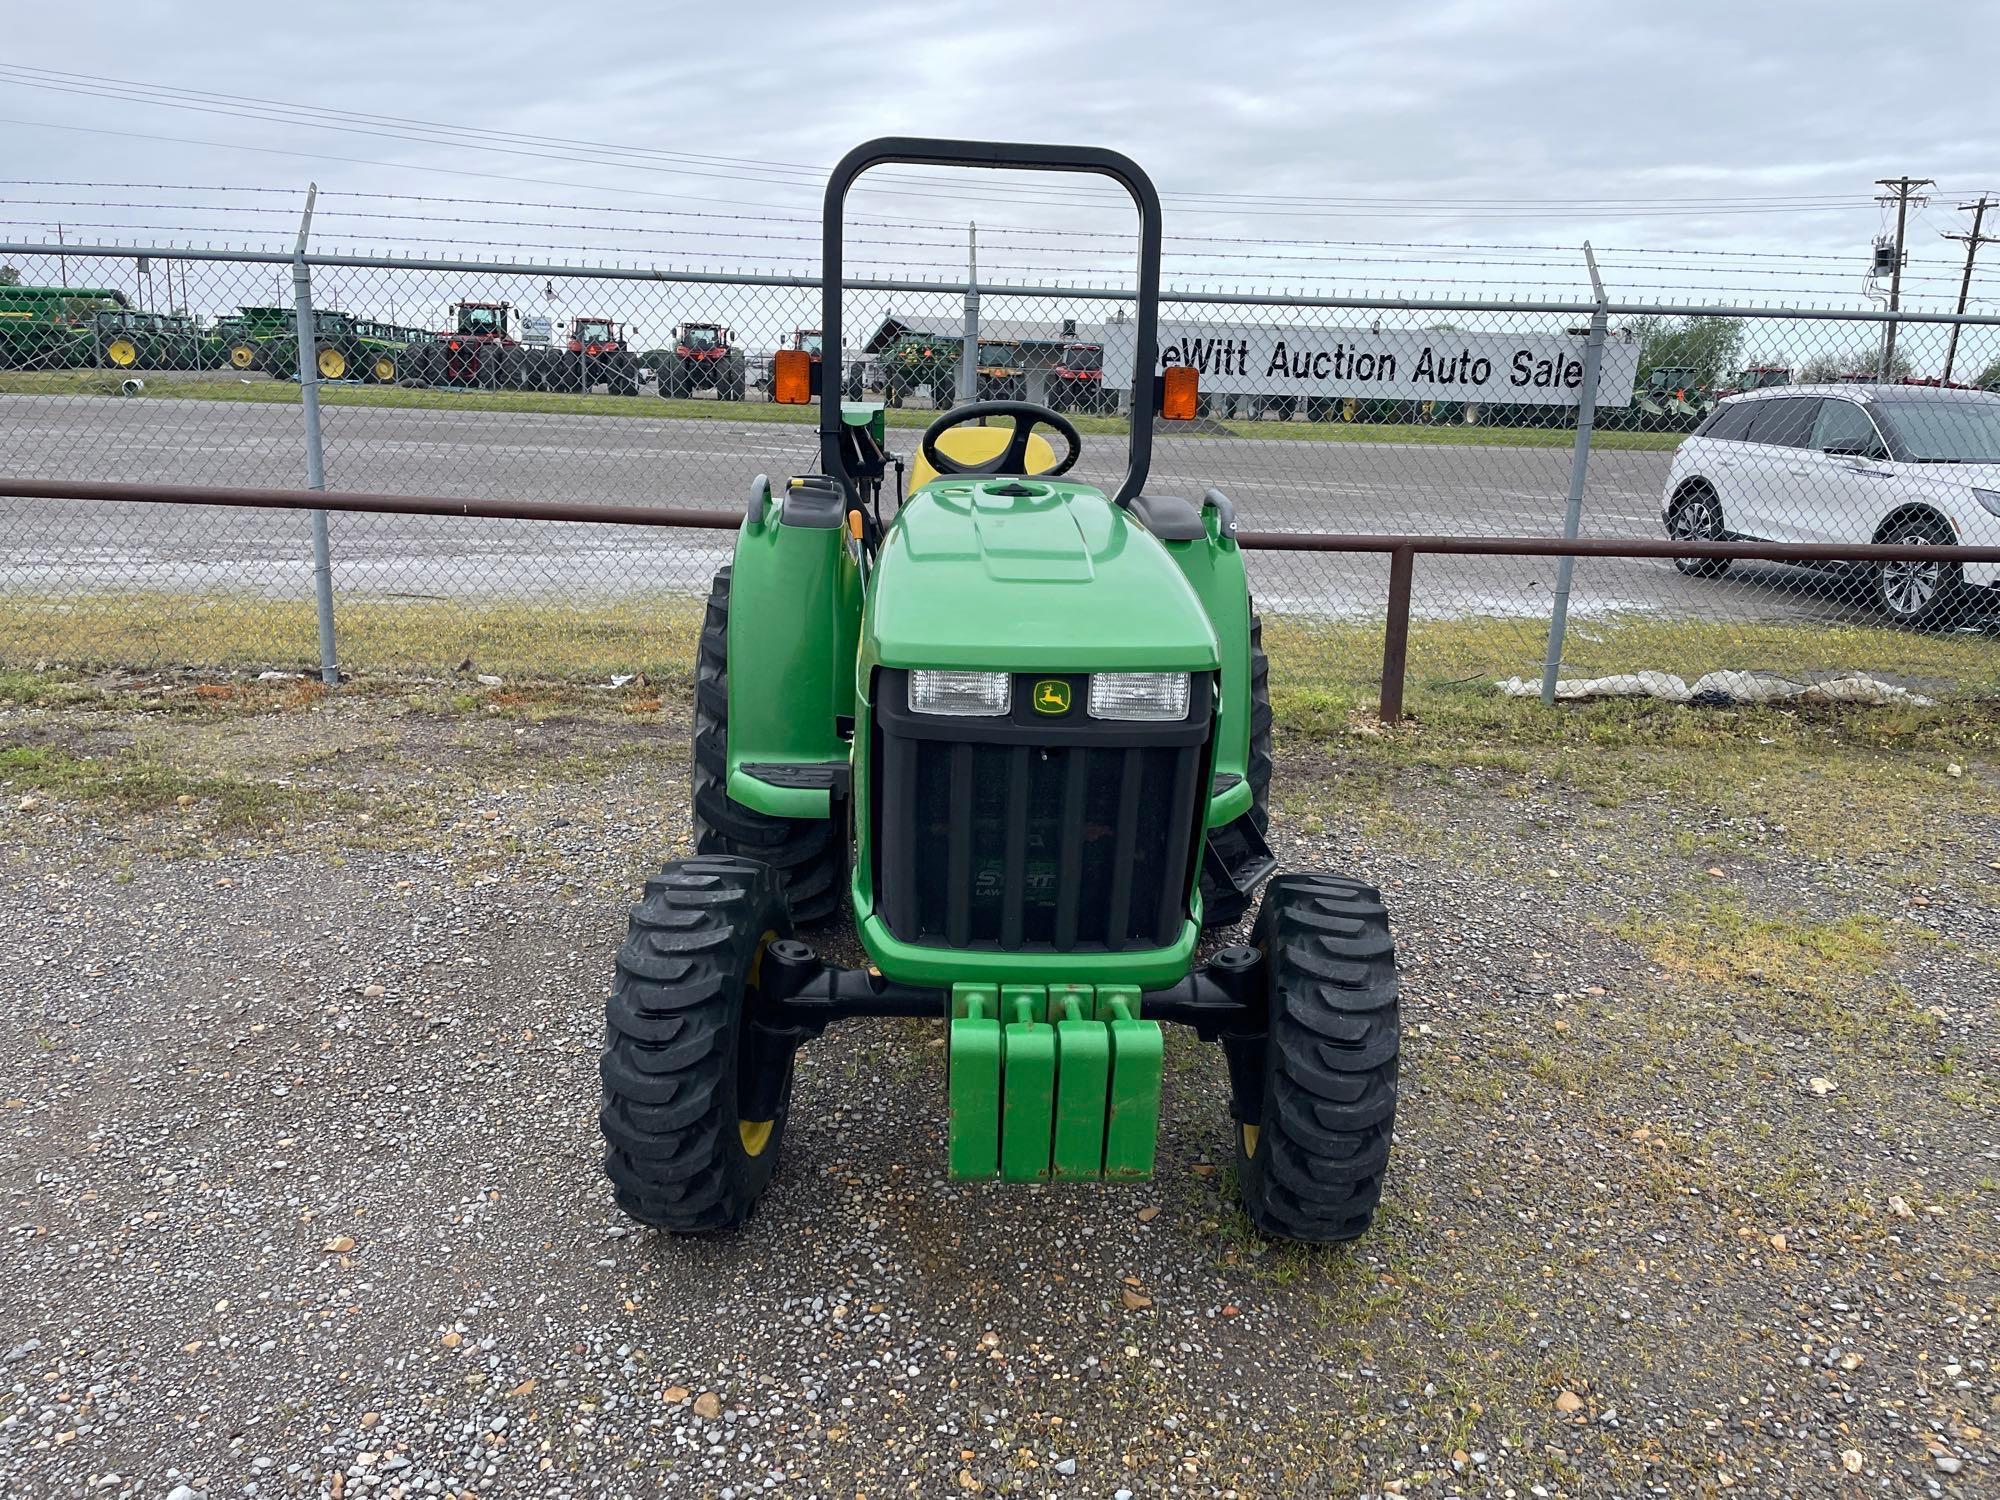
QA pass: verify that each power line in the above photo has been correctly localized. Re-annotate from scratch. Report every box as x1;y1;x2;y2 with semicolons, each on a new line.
7;206;1979;277
0;64;1888;214
0;184;1924;261
0;76;1886;226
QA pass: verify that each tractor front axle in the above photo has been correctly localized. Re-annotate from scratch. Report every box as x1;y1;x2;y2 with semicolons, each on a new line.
743;938;1273;1181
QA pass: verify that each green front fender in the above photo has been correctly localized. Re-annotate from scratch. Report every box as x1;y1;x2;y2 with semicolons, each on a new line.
723;478;860;821
1156;505;1255;829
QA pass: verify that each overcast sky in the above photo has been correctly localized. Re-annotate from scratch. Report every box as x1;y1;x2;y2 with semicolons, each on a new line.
5;0;1999;309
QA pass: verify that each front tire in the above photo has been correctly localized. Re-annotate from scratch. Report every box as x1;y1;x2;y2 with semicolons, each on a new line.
1235;874;1400;1243
1872;515;1966;629
600;856;795;1233
692;568;847;924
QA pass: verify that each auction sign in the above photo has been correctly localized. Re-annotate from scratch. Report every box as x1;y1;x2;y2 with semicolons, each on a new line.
1103;321;1640;406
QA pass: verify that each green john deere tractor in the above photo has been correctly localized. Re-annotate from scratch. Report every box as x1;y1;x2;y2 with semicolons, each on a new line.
601;138;1400;1244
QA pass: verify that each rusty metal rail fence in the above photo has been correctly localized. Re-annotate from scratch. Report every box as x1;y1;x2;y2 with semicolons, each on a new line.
8;477;2000;719
3;240;2000;706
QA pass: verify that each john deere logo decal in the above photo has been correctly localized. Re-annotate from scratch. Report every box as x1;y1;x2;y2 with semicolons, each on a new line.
1032;679;1071;715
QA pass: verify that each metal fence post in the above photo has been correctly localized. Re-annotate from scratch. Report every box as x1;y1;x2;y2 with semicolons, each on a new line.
1539;244;1609;706
290;184;338;686
1378;544;1415;723
958;222;980;405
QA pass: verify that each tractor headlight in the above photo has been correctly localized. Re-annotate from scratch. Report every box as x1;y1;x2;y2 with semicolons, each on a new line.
910;670;1011;716
1088;671;1191;721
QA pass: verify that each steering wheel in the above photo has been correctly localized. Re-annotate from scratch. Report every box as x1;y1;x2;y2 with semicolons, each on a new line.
918;400;1082;479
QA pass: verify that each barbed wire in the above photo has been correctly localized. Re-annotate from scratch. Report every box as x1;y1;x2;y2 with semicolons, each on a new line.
4;184;1970;271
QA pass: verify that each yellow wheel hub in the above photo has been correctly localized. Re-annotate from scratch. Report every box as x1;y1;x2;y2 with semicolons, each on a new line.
107;338;138;368
317;348;347;379
373;355;396;382
736;928;780;1159
228;344;256;369
1241;1123;1260;1157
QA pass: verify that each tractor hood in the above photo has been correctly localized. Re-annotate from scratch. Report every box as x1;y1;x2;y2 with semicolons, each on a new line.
863;479;1220;673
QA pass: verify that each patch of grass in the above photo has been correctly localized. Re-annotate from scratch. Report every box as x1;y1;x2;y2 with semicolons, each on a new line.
0;739;308;828
1615;891;1927;1044
9;593;1995;721
0;592;704;683
1263;612;2000;729
0;669;107;708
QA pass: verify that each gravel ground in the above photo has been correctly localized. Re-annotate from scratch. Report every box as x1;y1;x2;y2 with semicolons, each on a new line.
1;681;1995;1499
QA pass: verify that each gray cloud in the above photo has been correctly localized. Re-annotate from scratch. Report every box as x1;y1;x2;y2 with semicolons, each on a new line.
4;0;1998;305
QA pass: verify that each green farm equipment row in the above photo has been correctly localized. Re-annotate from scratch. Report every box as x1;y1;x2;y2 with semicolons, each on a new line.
220;307;434;383
0;284;132;370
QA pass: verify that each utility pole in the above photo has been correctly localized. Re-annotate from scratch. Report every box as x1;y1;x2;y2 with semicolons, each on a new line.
1941;196;1997;384
1875;175;1932;377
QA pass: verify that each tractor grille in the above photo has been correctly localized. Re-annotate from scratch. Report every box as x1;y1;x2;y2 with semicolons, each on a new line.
871;670;1212;953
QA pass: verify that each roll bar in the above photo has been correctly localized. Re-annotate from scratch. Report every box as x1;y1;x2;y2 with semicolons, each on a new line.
819;137;1162;507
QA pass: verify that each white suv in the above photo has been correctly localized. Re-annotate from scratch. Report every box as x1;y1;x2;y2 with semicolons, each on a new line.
1660;384;2000;627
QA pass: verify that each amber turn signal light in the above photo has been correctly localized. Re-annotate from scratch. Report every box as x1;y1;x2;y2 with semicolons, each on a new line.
1159;365;1198;421
773;348;813;405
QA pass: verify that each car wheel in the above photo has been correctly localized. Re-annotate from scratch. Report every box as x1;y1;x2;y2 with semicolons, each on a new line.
1667;488;1732;578
1872;516;1966;630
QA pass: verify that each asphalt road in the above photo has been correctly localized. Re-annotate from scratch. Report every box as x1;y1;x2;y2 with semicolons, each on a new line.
0;391;1868;621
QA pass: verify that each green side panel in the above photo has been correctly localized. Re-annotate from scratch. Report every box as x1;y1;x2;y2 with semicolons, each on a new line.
1103;994;1164;1180
999;989;1055;1183
947;984;1001;1181
724;482;862;820
860;480;1220;676
1154;512;1254;828
1052;993;1111;1182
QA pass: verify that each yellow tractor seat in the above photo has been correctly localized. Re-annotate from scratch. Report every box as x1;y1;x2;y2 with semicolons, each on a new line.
909;424;1060;490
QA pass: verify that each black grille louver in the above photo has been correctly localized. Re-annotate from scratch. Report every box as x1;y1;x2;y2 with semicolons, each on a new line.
872;670;1211;954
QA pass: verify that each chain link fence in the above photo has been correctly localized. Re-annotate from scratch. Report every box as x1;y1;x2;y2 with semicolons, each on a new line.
3;243;1998;708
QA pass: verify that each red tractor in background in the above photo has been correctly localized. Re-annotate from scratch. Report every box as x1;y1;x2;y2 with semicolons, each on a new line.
658;321;747;400
403;302;571;391
1046;341;1107;413
565;316;641;396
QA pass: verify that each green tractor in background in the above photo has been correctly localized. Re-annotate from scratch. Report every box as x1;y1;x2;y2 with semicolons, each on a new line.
0;284;127;370
600;138;1401;1245
879;331;958;407
213;306;425;383
218;306;304;378
90;308;212;371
